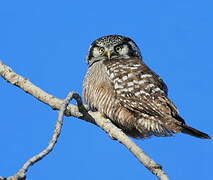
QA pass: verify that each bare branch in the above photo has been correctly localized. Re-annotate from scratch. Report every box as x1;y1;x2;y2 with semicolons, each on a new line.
0;61;82;118
0;61;169;180
1;92;76;180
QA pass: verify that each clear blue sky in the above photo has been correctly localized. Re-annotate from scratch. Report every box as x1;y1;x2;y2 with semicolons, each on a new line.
0;0;212;180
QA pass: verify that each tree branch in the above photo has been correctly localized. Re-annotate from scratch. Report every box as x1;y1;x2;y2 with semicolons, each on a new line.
0;61;169;180
0;92;75;180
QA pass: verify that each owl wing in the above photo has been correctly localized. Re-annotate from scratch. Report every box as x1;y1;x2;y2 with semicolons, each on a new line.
104;58;182;123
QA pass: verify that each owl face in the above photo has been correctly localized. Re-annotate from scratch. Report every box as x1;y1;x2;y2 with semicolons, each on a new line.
86;35;142;66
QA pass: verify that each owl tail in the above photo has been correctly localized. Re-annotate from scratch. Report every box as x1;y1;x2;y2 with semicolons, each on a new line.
181;125;211;139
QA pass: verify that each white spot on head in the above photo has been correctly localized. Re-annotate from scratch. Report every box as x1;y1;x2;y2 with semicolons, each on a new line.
119;44;129;56
92;47;102;57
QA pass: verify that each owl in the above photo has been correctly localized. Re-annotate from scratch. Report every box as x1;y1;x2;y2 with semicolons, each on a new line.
83;35;211;139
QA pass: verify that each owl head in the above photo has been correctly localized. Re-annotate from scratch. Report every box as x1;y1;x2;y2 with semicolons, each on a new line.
86;35;142;66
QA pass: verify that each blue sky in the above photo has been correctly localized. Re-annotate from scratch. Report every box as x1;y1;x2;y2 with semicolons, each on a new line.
0;0;212;179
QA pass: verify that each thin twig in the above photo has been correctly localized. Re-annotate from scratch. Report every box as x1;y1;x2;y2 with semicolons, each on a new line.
2;92;76;180
0;61;169;180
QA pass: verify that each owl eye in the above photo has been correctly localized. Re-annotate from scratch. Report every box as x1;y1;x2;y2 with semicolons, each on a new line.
98;47;105;55
114;45;123;53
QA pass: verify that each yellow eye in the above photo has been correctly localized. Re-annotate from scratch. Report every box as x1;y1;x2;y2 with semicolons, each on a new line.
115;45;123;52
99;47;105;55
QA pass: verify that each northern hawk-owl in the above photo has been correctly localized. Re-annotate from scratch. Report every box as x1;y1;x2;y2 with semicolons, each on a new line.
83;35;211;139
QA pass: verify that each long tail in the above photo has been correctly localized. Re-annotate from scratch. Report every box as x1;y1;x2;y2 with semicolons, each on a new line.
181;125;211;139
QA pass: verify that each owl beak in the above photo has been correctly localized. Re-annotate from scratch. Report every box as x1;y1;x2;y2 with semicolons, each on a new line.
106;50;112;59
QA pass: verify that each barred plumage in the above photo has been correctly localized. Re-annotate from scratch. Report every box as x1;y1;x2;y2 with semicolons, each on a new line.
83;35;211;139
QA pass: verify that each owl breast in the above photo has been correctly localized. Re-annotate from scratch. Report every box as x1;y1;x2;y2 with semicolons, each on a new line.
83;61;115;118
83;61;141;137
